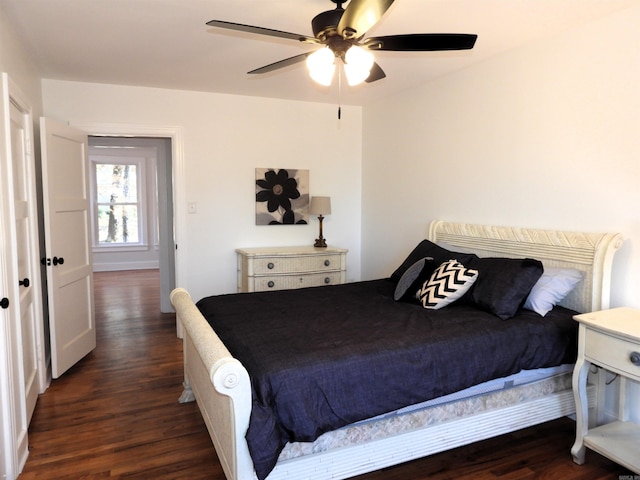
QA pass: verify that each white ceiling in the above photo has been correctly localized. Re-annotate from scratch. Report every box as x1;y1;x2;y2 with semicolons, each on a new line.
3;0;638;106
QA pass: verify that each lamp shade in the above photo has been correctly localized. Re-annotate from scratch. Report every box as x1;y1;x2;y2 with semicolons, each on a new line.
309;196;331;216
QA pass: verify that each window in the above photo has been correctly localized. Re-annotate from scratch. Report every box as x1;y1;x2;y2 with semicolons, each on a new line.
89;142;161;259
95;162;142;244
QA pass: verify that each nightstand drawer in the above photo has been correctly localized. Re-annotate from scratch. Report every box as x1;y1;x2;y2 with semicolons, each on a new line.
253;254;342;275
585;328;640;381
254;272;342;291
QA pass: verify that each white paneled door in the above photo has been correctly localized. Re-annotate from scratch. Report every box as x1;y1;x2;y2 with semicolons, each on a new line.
40;118;95;378
1;72;44;479
9;82;44;421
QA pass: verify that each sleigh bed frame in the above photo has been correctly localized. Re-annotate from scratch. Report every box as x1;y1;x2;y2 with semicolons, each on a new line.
171;220;622;480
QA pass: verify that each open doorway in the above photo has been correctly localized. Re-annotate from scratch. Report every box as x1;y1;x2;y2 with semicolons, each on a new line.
88;136;175;312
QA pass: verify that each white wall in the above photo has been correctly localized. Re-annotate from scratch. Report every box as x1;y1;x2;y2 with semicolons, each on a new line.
42;81;363;302
15;2;640;311
0;7;42;116
362;6;640;310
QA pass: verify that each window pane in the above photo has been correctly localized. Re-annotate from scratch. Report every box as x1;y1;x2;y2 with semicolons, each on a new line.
96;164;138;203
97;205;139;243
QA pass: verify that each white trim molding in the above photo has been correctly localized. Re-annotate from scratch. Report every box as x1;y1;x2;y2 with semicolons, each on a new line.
72;122;186;291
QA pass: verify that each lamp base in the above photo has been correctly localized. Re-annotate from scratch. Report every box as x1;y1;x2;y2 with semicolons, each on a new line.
314;237;327;248
313;214;327;247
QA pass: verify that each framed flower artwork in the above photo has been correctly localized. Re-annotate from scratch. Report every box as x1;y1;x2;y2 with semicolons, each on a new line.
255;168;309;225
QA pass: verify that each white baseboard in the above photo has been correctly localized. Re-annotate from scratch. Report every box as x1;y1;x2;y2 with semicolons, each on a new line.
93;261;160;272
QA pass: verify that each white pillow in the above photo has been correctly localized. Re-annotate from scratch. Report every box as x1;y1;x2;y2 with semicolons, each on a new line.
417;259;478;310
523;268;584;316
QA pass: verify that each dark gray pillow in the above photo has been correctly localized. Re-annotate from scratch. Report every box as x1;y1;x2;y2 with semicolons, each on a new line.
466;257;544;320
393;257;434;301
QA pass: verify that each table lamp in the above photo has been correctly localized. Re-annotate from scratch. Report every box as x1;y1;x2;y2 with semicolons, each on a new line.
309;196;331;248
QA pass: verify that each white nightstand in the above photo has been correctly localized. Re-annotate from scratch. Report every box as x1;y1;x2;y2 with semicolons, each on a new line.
236;246;347;293
572;307;640;474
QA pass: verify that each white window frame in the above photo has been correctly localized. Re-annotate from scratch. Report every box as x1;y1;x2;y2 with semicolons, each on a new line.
90;152;148;251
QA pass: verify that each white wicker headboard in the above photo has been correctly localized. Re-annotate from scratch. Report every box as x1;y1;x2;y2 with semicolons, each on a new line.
428;221;623;313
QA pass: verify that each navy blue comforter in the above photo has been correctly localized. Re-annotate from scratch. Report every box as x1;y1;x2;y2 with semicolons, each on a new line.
196;279;577;480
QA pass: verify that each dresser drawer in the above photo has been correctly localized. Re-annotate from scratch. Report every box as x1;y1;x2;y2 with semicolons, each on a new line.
254;272;343;291
237;246;347;293
585;328;640;381
252;254;342;275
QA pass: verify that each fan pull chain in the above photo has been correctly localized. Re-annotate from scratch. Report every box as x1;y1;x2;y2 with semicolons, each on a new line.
338;66;342;120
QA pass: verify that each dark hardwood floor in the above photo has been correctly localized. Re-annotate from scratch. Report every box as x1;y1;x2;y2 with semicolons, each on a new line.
20;270;631;479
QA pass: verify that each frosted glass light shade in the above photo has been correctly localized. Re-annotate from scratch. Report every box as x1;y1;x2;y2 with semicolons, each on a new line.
307;48;336;86
344;45;374;86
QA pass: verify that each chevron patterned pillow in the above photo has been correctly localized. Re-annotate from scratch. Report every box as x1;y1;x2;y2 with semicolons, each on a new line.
417;260;478;309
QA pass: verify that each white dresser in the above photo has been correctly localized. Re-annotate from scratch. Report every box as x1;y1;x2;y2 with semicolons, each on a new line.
236;246;347;293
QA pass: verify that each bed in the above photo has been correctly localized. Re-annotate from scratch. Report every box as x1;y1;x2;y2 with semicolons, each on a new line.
171;220;622;480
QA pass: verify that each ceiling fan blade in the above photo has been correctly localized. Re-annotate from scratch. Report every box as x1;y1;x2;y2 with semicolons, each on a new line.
365;62;386;83
206;19;316;43
366;33;477;51
338;0;395;39
248;53;311;75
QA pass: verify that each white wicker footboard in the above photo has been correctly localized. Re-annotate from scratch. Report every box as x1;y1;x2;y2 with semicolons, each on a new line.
171;288;255;480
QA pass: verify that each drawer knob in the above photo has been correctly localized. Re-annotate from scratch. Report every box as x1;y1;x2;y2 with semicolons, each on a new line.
267;281;275;288
324;277;331;284
324;259;331;267
267;262;275;270
631;351;640;366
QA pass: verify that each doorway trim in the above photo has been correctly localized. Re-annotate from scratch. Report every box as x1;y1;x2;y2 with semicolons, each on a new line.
72;123;186;314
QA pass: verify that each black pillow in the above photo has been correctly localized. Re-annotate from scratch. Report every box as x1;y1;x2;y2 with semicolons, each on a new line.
466;257;544;320
390;240;478;283
393;257;435;301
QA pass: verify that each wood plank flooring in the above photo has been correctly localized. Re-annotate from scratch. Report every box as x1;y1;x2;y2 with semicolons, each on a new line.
20;269;632;479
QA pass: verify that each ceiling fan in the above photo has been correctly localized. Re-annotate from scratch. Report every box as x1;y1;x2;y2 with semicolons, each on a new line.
206;0;477;87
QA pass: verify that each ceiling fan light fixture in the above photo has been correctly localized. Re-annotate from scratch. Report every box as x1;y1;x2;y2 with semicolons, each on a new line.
208;0;478;89
344;45;374;86
307;47;336;86
310;64;336;86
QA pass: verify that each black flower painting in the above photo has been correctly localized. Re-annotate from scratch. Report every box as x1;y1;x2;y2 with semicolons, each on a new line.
255;168;309;225
256;169;300;212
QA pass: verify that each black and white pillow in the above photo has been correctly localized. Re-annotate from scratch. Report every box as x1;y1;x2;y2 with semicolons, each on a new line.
417;260;478;309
